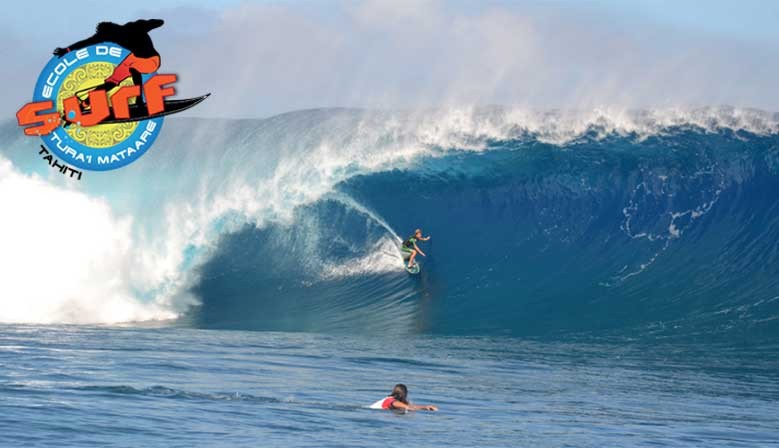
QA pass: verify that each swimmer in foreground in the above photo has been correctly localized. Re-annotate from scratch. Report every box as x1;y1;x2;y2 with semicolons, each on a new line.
369;384;438;411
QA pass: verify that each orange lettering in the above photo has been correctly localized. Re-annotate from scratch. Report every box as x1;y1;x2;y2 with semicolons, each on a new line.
16;101;60;136
144;74;177;115
111;85;142;119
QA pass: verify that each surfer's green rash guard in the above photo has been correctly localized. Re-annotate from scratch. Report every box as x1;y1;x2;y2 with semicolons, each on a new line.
402;236;417;251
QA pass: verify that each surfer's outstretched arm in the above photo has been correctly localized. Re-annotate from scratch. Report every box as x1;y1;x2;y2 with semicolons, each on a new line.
128;19;165;31
54;34;102;56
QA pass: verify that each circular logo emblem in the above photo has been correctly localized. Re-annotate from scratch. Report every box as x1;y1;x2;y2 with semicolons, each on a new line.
32;44;163;171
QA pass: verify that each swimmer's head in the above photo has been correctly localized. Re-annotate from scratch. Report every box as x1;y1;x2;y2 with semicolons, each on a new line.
390;384;408;403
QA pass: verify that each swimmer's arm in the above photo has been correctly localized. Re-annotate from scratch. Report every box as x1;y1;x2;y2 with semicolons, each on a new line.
391;401;438;412
409;403;438;411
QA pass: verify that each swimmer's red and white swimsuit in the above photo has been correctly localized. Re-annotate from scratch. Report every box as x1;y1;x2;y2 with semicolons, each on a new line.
368;397;396;410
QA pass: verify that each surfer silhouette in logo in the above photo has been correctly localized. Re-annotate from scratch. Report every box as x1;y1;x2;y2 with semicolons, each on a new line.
53;19;165;107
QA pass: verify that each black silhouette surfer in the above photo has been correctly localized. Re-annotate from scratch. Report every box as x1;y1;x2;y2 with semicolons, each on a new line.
53;20;164;104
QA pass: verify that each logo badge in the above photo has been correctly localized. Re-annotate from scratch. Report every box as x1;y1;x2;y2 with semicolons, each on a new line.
16;20;209;173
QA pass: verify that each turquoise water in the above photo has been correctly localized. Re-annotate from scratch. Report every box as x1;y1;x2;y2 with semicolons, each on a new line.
1;325;777;447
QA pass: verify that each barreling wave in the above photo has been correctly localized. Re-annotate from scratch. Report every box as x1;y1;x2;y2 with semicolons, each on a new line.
1;106;778;340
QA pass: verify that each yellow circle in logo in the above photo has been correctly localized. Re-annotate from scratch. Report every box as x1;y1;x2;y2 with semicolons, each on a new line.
56;61;138;148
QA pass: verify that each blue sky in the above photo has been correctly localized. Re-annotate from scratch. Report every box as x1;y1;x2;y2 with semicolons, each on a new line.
2;0;778;117
596;0;779;42
7;0;776;41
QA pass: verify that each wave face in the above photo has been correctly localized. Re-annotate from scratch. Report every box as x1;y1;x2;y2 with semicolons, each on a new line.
2;107;779;339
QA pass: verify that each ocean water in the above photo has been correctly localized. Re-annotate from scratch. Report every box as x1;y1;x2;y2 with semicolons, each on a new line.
2;325;777;447
2;107;779;445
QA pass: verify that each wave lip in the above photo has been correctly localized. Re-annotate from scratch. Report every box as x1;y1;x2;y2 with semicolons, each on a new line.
409;105;779;147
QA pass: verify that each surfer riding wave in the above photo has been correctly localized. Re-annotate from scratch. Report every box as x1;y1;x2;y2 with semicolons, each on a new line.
53;19;164;106
401;229;430;269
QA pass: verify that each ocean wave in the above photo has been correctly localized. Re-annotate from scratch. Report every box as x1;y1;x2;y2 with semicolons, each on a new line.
1;106;778;337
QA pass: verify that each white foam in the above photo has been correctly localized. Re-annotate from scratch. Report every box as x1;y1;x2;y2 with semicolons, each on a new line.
320;236;405;279
0;157;183;324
